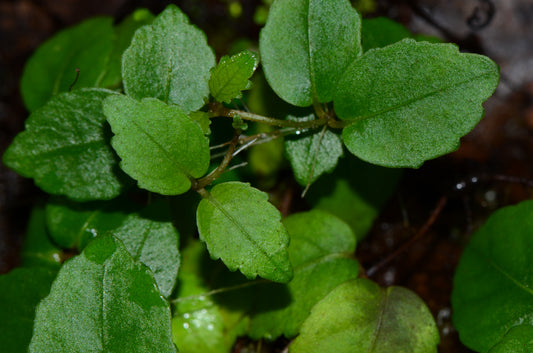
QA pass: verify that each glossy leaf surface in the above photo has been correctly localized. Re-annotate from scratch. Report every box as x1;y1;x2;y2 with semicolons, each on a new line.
29;236;177;353
291;278;439;353
336;39;499;167
197;182;292;282
488;326;533;353
259;0;361;106
209;50;259;103
122;4;215;112
0;267;56;353
20;207;62;269
249;210;359;340
285;114;343;188
104;95;210;195
110;201;180;297
20;18;114;112
3;89;127;201
452;201;533;353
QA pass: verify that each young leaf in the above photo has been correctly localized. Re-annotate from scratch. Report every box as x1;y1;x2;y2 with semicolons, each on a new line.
29;236;177;353
103;95;210;195
259;0;362;106
3;88;128;201
249;210;359;340
20;207;62;269
488;326;533;353
0;267;57;353
20;18;114;112
285;114;343;189
452;200;533;353
109;201;180;298
196;182;292;283
45;198;131;250
361;17;412;52
335;39;499;168
290;278;440;353
209;50;259;103
122;4;215;112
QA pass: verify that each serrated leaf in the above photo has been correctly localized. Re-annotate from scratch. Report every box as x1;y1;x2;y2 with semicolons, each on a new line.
249;210;359;340
209;50;259;103
259;0;362;106
29;236;177;353
122;4;215;112
0;267;57;353
20;18;115;112
361;17;412;52
488;326;533;353
21;207;62;269
335;39;499;168
100;8;155;88
45;198;131;250
110;201;180;297
103;95;210;195
197;182;292;283
452;201;533;353
285;114;343;189
3;88;128;201
290;278;440;353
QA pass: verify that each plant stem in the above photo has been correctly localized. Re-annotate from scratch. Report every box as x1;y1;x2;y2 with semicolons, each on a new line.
195;132;240;189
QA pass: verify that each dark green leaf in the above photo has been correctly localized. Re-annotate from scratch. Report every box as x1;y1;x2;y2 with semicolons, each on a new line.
110;201;180;297
259;0;362;106
249;210;359;340
197;182;292;283
488;326;533;353
361;17;412;51
122;4;215;112
285;114;343;189
103;95;210;195
29;236;177;353
20;17;114;112
452;201;533;353
21;207;62;269
3;89;128;201
336;39;499;167
291;278;439;353
0;267;57;353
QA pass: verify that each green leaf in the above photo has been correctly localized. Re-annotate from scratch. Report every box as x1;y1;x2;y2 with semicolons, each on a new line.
197;182;292;283
122;4;215;112
29;236;177;353
100;8;155;88
488;326;533;353
20;17;114;112
452;201;533;353
249;210;359;340
361;17;412;51
20;207;62;269
285;114;343;189
3;88;128;201
259;0;362;106
45;198;131;250
110;200;180;297
209;50;259;103
103;95;210;195
0;267;57;353
290;278;439;353
336;39;499;167
190;111;212;135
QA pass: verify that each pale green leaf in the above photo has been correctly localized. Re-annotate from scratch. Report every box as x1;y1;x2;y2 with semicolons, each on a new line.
29;236;177;353
259;0;362;106
209;50;259;103
20;18;114;112
285;114;343;188
2;88;128;201
452;201;533;353
291;278;439;353
488;326;533;353
103;95;210;195
336;39;499;167
122;4;215;112
196;182;292;283
249;210;359;340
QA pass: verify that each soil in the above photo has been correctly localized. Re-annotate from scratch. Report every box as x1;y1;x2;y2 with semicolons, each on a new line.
1;1;532;352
